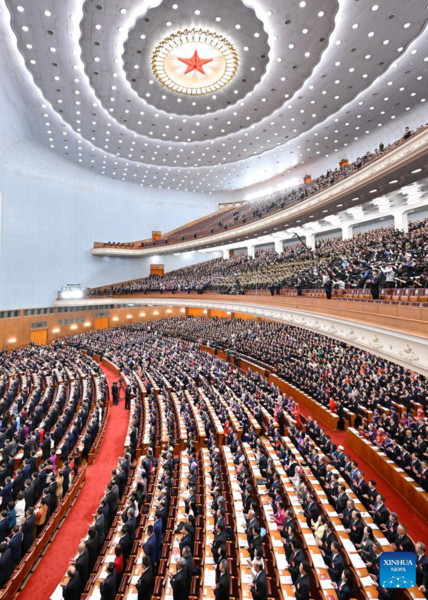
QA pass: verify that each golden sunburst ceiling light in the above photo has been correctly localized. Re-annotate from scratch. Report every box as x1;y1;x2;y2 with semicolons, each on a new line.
152;28;238;95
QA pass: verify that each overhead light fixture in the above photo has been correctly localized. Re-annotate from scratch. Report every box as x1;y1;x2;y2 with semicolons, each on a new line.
8;337;17;344
152;28;238;96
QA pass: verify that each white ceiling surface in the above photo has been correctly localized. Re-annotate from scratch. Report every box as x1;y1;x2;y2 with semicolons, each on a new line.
2;0;428;195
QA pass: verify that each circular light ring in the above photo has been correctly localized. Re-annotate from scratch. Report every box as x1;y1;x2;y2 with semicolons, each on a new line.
152;28;238;95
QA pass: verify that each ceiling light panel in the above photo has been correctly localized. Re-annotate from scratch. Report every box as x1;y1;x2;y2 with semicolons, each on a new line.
3;0;428;193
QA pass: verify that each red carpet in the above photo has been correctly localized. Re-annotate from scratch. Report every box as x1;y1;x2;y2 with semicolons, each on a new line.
18;364;129;600
296;404;428;543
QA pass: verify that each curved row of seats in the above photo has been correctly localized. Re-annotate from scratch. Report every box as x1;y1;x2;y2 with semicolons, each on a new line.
88;217;428;299
54;326;428;600
0;346;108;599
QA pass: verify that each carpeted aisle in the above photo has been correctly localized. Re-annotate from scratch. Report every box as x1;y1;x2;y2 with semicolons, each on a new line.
296;404;428;542
18;363;129;600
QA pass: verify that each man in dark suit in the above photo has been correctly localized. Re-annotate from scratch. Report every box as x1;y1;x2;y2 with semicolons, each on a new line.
294;561;311;600
61;565;81;600
85;527;99;572
182;546;194;595
143;525;157;566
391;524;415;553
179;523;193;555
334;485;349;515
380;512;399;543
416;542;428;587
0;541;13;587
8;526;23;565
215;558;230;600
136;556;155;600
119;524;131;562
289;540;304;582
100;562;117;600
74;541;89;593
317;521;335;559
94;507;106;551
212;522;227;563
249;560;267;600
21;508;36;553
327;542;344;583
170;557;188;600
249;525;263;561
303;494;318;527
371;495;390;526
347;510;364;545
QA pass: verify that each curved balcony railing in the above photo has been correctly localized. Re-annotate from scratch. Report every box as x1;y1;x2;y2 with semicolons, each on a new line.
93;125;428;256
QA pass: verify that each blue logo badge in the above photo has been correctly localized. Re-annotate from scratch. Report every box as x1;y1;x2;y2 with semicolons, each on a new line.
379;552;416;588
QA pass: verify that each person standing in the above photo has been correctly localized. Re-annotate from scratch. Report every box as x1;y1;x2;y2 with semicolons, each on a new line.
293;561;311;600
61;565;81;600
324;274;333;300
170;557;188;600
249;560;267;600
125;385;132;410
112;382;119;406
100;562;117;600
367;269;381;300
136;556;155;600
214;559;230;600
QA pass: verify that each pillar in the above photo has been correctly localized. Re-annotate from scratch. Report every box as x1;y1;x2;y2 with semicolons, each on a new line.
274;239;284;255
392;209;409;233
247;245;255;258
222;248;230;259
306;234;316;250
341;223;353;240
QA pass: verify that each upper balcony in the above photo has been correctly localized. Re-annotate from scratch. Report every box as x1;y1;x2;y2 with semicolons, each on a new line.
92;125;428;257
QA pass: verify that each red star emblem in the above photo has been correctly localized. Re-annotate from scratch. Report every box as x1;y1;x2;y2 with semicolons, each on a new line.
177;50;213;75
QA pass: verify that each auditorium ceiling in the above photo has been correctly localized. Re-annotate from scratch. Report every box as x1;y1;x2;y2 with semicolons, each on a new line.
3;0;428;194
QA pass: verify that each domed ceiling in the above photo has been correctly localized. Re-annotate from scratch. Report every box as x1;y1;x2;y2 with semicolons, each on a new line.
4;0;428;193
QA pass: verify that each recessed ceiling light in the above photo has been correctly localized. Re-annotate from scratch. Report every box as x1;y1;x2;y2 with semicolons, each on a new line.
403;22;411;28
369;189;378;193
50;47;56;52
17;6;24;12
22;25;29;31
299;1;306;6
215;16;221;21
120;8;127;14
235;24;241;29
318;11;324;17
411;168;422;173
372;4;379;10
172;3;178;8
194;9;201;14
95;24;102;29
389;180;398;184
